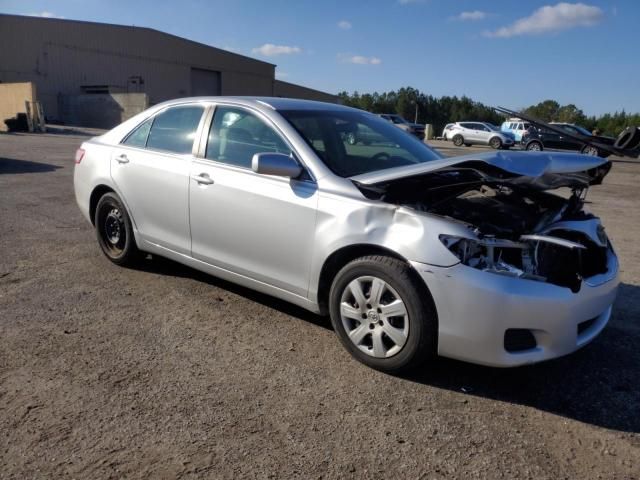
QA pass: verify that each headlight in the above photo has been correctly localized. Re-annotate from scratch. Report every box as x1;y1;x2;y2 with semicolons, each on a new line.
439;235;529;277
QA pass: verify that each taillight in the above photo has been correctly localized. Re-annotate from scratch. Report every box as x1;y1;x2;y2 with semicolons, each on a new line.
75;148;85;164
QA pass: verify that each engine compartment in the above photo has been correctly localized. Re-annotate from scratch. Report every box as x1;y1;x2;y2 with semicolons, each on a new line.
366;171;610;292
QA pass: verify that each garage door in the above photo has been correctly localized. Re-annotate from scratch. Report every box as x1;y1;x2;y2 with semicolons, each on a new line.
190;68;222;96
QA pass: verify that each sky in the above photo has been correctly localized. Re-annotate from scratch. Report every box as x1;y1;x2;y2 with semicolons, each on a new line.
1;0;638;116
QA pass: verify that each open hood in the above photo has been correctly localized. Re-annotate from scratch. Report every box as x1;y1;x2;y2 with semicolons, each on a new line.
351;151;611;192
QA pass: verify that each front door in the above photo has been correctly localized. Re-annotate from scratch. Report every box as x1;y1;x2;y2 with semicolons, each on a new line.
189;105;318;296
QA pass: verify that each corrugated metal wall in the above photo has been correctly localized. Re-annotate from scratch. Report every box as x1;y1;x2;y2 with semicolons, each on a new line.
0;14;277;120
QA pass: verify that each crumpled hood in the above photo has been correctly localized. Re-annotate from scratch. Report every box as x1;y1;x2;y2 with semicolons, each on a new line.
351;151;611;191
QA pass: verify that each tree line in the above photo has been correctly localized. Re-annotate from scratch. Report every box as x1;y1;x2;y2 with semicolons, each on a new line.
338;87;639;137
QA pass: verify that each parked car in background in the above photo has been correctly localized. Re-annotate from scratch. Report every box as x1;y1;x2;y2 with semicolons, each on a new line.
378;114;425;140
501;118;531;142
522;123;615;157
441;123;455;140
448;122;515;149
342;124;386;146
74;97;618;373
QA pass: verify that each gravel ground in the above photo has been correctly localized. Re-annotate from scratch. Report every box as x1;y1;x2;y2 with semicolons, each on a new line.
1;132;639;479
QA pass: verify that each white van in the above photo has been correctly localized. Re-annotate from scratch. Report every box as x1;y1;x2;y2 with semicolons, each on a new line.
501;118;531;142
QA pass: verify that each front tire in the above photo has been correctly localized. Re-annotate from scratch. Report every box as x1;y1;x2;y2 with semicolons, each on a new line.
489;137;502;149
581;145;600;156
452;134;464;147
95;192;141;266
329;255;437;373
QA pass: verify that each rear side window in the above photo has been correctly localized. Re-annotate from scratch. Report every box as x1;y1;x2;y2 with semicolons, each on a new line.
146;105;204;154
206;107;291;168
122;118;152;148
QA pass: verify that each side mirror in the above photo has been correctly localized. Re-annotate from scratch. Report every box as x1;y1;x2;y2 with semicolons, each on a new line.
251;152;303;178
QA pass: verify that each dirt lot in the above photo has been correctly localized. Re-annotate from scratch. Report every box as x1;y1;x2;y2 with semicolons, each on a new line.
1;132;639;479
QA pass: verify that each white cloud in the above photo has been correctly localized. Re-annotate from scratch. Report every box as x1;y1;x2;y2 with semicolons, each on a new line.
337;20;352;30
27;11;65;19
484;2;603;38
338;54;382;65
251;43;302;56
453;10;487;21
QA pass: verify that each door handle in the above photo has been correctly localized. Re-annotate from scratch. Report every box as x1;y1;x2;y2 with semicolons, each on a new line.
115;154;129;164
192;173;214;185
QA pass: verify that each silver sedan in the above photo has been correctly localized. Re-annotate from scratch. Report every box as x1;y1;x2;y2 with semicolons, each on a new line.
74;97;619;372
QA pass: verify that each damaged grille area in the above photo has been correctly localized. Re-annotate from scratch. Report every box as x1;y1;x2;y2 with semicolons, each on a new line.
442;231;609;292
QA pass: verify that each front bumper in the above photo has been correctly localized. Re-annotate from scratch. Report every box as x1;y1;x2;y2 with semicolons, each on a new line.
411;248;619;367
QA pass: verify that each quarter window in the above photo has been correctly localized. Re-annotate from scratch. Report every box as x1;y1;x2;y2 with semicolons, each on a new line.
206;107;291;168
146;105;204;154
122;118;152;148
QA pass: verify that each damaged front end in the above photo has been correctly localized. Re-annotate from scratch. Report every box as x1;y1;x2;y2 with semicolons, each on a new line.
352;151;615;292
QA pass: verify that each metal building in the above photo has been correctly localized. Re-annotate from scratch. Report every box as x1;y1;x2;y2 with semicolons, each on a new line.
0;14;337;127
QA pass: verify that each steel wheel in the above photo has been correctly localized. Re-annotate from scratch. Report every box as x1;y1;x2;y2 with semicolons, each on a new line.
94;192;141;265
339;275;409;358
102;207;126;255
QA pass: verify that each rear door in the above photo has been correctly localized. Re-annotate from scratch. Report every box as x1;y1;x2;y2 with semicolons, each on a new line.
460;122;476;143
110;103;206;255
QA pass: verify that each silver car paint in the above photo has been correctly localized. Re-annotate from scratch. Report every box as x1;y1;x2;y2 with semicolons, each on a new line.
74;97;619;367
449;122;514;147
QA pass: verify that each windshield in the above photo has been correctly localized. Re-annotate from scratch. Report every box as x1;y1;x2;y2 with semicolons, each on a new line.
389;115;407;124
280;109;443;177
487;123;499;131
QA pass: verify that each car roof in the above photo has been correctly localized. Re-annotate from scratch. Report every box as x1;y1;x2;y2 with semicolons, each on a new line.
149;96;354;113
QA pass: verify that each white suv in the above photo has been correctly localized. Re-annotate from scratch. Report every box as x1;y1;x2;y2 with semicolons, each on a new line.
448;122;515;149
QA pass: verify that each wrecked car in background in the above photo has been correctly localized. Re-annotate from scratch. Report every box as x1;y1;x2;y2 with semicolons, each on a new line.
74;97;619;373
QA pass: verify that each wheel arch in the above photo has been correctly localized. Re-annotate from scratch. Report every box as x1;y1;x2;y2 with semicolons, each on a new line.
89;184;116;226
316;243;437;317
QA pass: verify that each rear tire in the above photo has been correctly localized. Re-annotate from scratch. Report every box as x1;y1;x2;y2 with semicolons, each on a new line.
452;135;464;147
329;255;437;373
95;192;141;266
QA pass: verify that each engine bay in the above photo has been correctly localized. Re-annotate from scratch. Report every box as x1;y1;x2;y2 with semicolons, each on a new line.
358;169;610;292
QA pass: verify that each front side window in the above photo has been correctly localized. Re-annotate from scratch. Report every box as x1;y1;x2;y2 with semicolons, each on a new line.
146;105;204;154
281;109;442;177
206;107;291;168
